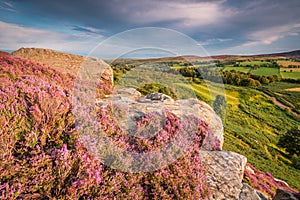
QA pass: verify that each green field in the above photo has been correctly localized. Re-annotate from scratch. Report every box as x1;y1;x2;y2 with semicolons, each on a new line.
183;82;239;105
281;71;300;79
251;67;280;76
239;61;272;66
224;66;251;73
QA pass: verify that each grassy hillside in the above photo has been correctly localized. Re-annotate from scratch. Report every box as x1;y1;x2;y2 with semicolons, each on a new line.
221;84;300;190
251;67;281;77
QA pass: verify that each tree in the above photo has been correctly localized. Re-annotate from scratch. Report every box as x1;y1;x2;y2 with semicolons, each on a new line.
213;95;227;120
278;127;300;157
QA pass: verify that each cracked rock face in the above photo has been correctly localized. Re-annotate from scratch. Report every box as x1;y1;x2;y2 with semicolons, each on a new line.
97;88;224;150
200;150;247;200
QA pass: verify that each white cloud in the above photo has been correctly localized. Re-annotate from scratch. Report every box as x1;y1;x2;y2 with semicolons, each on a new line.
122;0;236;28
0;1;18;12
242;23;300;47
198;38;232;46
0;21;104;54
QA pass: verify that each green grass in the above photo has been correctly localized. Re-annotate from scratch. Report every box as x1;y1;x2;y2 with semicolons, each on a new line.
188;81;300;190
115;64;197;99
176;82;239;105
250;67;280;76
280;71;300;79
221;85;300;190
260;82;300;114
239;61;272;66
224;66;251;73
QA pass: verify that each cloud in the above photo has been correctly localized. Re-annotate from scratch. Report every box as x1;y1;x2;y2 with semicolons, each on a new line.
3;0;300;56
198;38;233;46
72;25;105;34
117;1;236;28
9;0;236;31
241;23;300;47
0;21;104;54
0;1;18;12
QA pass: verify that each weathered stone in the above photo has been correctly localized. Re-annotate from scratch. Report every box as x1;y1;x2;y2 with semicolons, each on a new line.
115;88;142;99
146;92;173;101
273;189;300;200
80;57;113;95
256;190;269;200
239;183;269;200
200;150;247;200
12;48;114;93
98;89;223;150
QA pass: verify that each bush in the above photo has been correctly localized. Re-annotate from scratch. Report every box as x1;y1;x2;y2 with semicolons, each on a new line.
278;127;300;157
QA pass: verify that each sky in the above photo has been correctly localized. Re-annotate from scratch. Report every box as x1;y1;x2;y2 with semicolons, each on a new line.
0;0;300;58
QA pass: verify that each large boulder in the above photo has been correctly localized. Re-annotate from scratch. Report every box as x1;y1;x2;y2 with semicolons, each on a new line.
199;150;247;200
97;89;224;150
12;48;114;93
273;189;300;200
239;183;269;200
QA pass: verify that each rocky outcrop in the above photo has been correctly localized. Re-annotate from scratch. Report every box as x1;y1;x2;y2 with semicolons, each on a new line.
11;48;114;93
239;183;269;200
12;48;85;76
97;89;223;150
200;150;247;200
97;89;272;199
273;189;300;200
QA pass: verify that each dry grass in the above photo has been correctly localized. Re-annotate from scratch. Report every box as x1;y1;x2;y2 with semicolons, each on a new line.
280;68;300;72
277;60;300;67
285;87;300;92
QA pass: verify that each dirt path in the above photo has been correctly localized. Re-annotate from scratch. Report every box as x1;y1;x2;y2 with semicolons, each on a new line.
263;92;300;120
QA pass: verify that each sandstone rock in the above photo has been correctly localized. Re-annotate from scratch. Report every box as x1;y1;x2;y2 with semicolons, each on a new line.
273;189;300;200
257;191;270;200
239;183;269;200
80;57;113;96
12;48;84;76
146;92;173;102
274;178;290;188
177;98;223;150
200;150;247;200
12;48;114;93
98;89;223;150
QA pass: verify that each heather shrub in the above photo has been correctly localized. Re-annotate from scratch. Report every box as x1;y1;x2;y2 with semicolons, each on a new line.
0;54;210;199
243;163;298;197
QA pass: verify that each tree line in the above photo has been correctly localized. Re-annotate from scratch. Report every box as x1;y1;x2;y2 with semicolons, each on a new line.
177;67;279;87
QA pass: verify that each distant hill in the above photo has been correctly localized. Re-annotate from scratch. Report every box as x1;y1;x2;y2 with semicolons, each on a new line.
0;50;9;56
11;48;300;68
273;49;300;58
